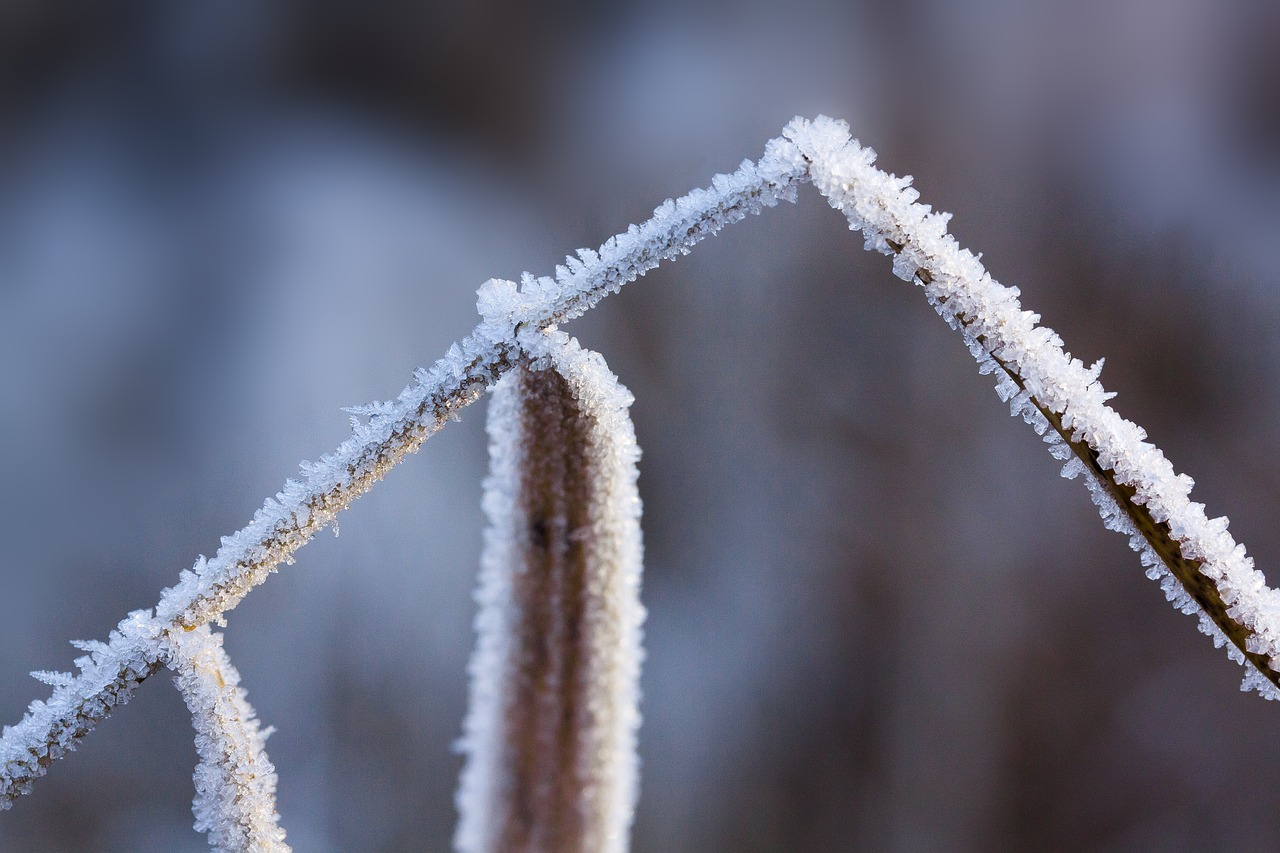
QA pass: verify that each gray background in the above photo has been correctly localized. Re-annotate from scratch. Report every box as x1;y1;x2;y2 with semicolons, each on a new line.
2;1;1280;850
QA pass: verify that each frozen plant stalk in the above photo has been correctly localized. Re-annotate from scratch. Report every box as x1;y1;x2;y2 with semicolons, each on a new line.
5;115;1280;842
456;318;645;853
165;625;289;853
783;115;1280;697
3;129;798;812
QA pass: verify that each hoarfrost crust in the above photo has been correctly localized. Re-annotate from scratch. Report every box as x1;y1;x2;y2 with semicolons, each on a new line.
4;112;1277;835
0;135;798;811
165;626;289;853
786;114;1280;698
155;135;802;632
0;611;164;810
456;328;645;853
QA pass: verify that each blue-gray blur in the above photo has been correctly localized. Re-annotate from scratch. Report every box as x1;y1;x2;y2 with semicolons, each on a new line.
2;1;1279;850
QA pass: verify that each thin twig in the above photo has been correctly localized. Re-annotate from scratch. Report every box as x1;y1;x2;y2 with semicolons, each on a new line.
1;135;803;808
787;114;1280;696
5;114;1277;829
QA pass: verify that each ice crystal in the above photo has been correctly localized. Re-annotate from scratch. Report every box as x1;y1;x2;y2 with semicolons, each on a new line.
0;611;164;808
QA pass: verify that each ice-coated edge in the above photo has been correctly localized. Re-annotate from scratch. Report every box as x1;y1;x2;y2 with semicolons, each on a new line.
455;323;645;853
165;626;289;853
151;128;799;632
0;611;164;809
0;133;802;807
6;111;1277;817
786;114;1280;698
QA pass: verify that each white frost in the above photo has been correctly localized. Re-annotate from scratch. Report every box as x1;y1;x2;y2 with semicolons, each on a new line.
2;119;803;813
164;625;289;853
455;327;645;853
6;112;1277;833
0;610;164;809
788;114;1280;696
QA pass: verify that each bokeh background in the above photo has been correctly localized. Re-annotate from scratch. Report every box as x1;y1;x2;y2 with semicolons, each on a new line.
2;1;1280;850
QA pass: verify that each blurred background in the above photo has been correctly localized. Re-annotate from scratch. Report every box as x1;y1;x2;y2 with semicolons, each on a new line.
2;0;1280;850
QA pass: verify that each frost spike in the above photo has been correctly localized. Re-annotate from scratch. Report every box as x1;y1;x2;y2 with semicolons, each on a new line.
0;610;164;810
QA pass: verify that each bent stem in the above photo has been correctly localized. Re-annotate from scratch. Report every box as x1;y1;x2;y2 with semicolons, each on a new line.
4;114;1279;835
1;138;797;809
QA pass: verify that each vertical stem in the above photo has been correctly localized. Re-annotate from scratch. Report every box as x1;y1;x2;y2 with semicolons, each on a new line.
165;625;289;853
457;334;644;853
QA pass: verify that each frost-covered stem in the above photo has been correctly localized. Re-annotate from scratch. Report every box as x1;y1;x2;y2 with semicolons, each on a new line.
0;611;164;809
7;112;1277;820
455;328;645;853
154;137;799;632
785;115;1280;696
1;138;798;807
163;626;289;853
